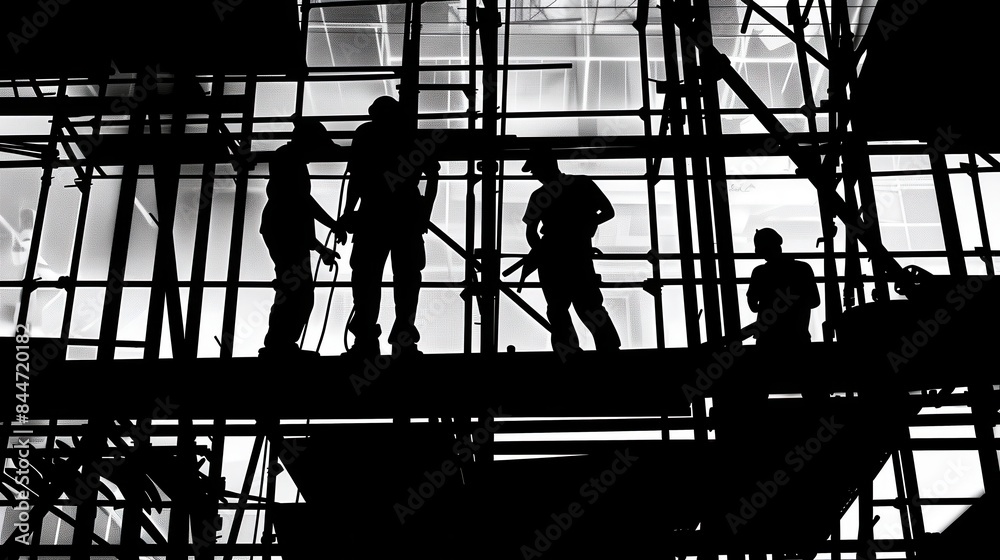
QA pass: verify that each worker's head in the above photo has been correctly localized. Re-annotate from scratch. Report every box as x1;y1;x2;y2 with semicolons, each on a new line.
754;227;783;262
521;146;560;181
368;96;402;122
290;117;338;160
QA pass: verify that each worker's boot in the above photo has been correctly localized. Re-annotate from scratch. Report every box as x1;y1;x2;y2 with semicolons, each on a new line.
390;340;422;359
343;324;382;360
259;344;320;360
388;317;422;358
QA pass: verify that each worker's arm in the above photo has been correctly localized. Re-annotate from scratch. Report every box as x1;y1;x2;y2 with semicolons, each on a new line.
747;268;761;313
338;150;364;244
309;197;339;231
422;161;440;232
593;184;615;226
578;182;616;239
341;130;367;222
525;219;541;250
344;173;361;215
313;237;339;266
522;189;543;249
801;263;822;309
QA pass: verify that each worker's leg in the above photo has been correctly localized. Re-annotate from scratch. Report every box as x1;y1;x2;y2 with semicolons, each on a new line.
571;256;621;351
539;260;579;358
291;275;315;346
348;236;390;351
388;233;426;349
263;254;314;353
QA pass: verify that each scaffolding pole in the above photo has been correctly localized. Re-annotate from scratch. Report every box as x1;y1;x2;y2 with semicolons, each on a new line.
695;0;741;337
633;0;667;350
96;76;147;360
660;1;702;348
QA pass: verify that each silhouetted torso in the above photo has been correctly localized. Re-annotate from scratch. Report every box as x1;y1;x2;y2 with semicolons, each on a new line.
523;173;621;354
343;115;436;355
258;142;327;356
261;144;314;267
524;174;603;249
347;121;423;235
747;256;819;346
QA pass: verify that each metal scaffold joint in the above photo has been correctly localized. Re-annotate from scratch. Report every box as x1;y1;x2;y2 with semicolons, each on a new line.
642;278;662;297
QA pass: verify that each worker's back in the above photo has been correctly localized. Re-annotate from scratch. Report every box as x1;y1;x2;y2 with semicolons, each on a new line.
748;256;819;345
528;174;604;245
261;144;314;267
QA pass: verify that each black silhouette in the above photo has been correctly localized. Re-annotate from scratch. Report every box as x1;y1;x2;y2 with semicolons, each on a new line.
340;96;440;358
746;227;821;347
258;118;343;358
521;147;621;357
10;2;1000;558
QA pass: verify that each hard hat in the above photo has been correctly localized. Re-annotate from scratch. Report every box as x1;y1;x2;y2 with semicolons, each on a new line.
368;96;401;119
521;146;558;172
754;227;783;248
291;117;330;144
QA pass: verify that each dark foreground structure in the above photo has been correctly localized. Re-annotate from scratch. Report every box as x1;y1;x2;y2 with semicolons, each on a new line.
2;1;999;559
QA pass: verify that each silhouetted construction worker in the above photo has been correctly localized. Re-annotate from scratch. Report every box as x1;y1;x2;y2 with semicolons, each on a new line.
259;118;343;358
521;147;621;359
340;96;439;358
746;227;821;347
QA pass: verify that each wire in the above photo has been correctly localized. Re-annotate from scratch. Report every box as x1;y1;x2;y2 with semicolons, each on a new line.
315;258;339;351
344;306;356;352
300;171;354;354
299;228;333;347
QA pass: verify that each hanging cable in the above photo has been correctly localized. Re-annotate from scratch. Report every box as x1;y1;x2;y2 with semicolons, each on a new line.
299;172;355;354
315;258;339;351
344;306;356;352
299;228;333;347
